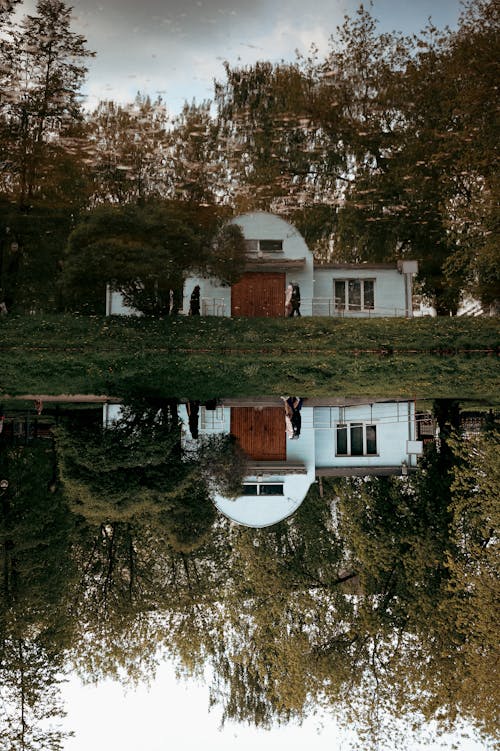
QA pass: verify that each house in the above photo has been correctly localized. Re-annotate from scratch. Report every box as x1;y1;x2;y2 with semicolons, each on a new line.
180;398;423;528
183;212;418;318
106;211;418;317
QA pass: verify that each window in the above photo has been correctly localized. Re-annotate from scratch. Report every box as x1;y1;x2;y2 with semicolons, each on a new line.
244;239;283;254
336;423;377;456
334;279;374;311
241;483;284;495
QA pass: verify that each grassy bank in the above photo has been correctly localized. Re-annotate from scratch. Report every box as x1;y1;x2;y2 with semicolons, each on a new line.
2;314;498;400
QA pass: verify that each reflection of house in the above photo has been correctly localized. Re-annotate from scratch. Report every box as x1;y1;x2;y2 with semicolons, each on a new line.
106;212;418;318
180;399;423;528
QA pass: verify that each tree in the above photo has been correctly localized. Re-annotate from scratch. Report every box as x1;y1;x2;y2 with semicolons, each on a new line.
61;200;246;314
0;0;94;206
168;101;221;205
0;0;94;312
85;94;171;206
214;60;325;213
0;440;75;751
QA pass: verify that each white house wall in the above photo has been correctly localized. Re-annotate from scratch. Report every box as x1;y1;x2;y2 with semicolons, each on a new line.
178;401;421;526
236;211;315;314
313;267;408;318
106;287;140;316
314;401;418;469
106;212;416;318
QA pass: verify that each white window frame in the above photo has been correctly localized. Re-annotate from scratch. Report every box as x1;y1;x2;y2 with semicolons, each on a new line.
335;422;378;456
200;406;225;430
334;279;375;312
244;239;283;255
242;482;284;496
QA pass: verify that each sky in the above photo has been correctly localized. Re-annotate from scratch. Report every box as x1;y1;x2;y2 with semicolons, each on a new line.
10;1;495;750
61;657;494;751
18;0;467;114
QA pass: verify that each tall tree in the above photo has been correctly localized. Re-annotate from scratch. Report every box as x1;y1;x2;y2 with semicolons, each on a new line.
0;0;94;312
214;60;325;213
168;101;221;205
0;0;94;206
0;440;75;751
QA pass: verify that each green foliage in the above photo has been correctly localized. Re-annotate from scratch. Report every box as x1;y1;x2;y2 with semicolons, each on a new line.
61;201;245;314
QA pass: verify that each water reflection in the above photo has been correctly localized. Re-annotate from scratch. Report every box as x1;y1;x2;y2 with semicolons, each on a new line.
0;397;498;749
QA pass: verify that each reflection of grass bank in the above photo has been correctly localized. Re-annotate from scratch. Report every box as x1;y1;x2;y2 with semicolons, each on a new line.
2;314;498;399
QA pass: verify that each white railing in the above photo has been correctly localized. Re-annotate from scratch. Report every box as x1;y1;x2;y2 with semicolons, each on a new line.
201;298;226;316
198;297;409;317
310;298;408;317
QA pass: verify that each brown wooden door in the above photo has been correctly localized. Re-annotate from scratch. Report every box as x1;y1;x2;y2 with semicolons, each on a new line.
231;272;285;317
230;407;286;460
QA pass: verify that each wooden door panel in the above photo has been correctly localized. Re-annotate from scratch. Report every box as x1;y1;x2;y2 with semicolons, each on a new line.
230;407;286;460
231;273;285;317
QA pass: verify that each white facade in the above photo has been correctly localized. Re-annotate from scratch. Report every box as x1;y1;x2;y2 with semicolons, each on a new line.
183;212;417;318
179;400;422;528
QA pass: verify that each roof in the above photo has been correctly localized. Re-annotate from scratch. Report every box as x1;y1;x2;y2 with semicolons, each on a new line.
245;258;307;271
315;262;399;270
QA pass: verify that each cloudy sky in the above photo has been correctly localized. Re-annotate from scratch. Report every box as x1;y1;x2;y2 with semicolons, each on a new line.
19;0;466;113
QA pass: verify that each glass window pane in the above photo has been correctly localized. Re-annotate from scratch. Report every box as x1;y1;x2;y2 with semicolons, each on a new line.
334;281;345;309
366;425;377;454
350;424;363;455
348;280;361;310
363;280;374;309
260;484;284;496
259;239;283;252
242;484;258;495
336;424;348;454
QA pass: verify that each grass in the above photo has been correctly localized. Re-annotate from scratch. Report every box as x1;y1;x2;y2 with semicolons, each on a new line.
1;314;499;401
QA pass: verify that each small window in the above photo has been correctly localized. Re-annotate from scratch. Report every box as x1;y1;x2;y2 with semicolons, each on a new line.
348;280;361;311
259;239;283;252
260;484;284;496
366;425;377;455
363;280;374;310
334;281;345;310
244;240;259;253
336;423;348;455
350;423;363;455
242;484;258;495
241;483;284;496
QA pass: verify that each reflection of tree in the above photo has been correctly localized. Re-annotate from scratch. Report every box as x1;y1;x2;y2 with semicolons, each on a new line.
0;443;74;750
1;402;497;749
54;398;246;683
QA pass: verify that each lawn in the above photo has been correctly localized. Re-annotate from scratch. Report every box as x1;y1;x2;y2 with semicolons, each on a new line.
2;314;498;401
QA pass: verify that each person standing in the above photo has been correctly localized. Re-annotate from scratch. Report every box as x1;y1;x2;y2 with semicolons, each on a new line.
281;396;303;439
285;283;293;317
189;285;201;315
290;284;301;317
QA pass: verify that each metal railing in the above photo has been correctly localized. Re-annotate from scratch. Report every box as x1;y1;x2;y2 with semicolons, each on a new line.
199;297;409;317
201;298;226;316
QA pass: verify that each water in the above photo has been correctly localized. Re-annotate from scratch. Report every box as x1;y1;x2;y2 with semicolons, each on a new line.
0;395;498;750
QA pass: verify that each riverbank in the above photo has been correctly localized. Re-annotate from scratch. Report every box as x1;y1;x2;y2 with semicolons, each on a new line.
2;314;498;400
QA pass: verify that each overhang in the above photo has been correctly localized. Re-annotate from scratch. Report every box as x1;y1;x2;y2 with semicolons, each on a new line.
245;257;307;272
